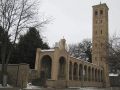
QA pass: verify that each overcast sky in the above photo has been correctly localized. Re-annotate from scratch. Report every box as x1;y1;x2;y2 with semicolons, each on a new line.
39;0;120;47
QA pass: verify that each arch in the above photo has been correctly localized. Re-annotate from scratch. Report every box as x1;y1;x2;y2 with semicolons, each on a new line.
95;10;98;15
58;57;66;80
41;55;52;79
100;10;103;15
98;69;100;82
88;66;91;81
79;64;83;80
69;61;72;80
95;69;97;82
92;68;94;81
84;65;87;81
101;30;102;34
101;70;103;82
73;62;78;80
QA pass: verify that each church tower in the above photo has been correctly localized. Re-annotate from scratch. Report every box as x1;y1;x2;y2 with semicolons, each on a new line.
92;3;110;87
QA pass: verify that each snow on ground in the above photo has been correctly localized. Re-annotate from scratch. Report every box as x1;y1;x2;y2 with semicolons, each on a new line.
0;84;120;90
0;84;13;88
25;83;42;89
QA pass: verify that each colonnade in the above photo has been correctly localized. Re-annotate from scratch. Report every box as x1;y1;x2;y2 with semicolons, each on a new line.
69;61;103;82
40;55;103;83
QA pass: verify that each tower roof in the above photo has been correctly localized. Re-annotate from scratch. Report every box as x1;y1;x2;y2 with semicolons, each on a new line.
92;3;109;10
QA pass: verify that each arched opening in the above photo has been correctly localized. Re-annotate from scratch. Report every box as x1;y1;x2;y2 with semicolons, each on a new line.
92;68;94;81
73;62;78;80
69;61;72;80
79;64;83;80
88;67;91;81
95;69;97;82
58;57;66;80
101;70;103;82
84;65;87;81
41;55;52;79
98;70;100;82
100;10;103;15
95;11;98;15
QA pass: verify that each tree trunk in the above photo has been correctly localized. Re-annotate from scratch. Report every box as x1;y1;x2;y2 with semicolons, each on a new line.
1;45;7;87
2;72;7;87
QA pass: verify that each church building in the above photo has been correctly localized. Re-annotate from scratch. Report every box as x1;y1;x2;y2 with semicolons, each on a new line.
34;3;110;88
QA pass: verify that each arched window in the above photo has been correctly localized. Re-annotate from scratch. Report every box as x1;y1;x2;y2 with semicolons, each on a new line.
101;70;103;82
100;10;103;15
84;65;87;81
88;67;91;81
98;70;100;82
58;57;66;80
95;69;97;81
92;68;94;81
101;30;102;34
73;62;78;80
41;55;52;79
79;64;83;80
95;11;98;15
69;62;72;80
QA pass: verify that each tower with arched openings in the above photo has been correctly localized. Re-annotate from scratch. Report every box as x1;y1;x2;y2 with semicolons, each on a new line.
92;3;110;87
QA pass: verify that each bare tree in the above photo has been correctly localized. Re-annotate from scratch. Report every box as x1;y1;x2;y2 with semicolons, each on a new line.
0;0;49;86
69;39;92;62
109;35;120;73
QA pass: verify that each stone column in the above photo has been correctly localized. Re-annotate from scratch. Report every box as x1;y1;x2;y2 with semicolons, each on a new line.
17;64;29;88
51;58;58;80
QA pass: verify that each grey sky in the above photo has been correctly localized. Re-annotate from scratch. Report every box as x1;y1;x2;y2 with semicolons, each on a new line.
39;0;120;47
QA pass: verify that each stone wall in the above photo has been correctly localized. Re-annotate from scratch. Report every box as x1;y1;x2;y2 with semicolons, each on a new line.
7;64;19;85
46;80;103;88
110;76;120;87
29;69;38;81
0;63;29;88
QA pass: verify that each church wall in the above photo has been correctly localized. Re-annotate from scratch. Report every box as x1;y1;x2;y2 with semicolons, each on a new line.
34;47;104;88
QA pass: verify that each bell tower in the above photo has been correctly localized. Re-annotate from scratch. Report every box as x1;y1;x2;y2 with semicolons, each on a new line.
92;3;110;87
